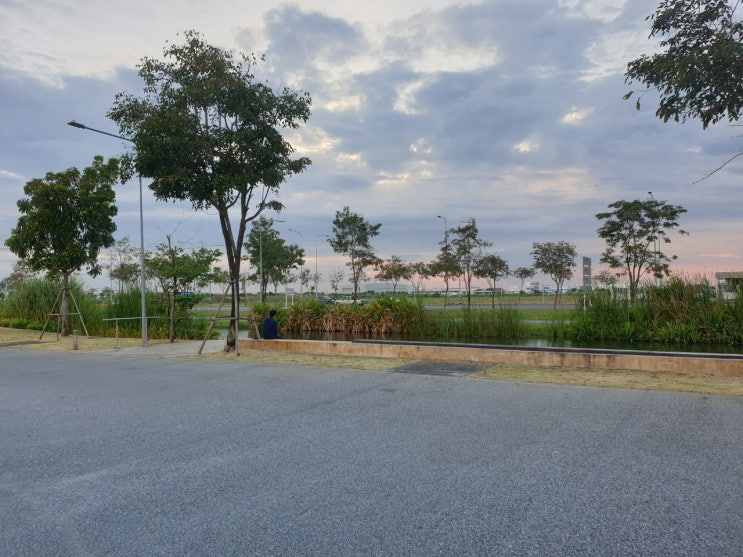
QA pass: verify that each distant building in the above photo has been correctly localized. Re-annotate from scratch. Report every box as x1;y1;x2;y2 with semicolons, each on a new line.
360;282;411;294
715;272;743;300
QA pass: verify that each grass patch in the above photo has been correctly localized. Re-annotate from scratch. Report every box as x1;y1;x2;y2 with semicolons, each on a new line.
476;366;743;396
200;349;410;371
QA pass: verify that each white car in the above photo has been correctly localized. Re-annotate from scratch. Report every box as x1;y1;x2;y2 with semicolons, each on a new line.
336;296;368;306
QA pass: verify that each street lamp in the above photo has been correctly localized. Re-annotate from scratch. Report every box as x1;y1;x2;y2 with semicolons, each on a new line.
315;234;329;299
288;228;303;297
437;215;458;301
436;215;448;242
648;191;659;284
67;120;148;347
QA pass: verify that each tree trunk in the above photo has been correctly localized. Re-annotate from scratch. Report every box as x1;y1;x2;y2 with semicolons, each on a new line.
60;272;71;336
168;290;176;343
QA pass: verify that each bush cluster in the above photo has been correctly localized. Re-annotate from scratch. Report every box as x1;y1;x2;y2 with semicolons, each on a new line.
571;278;743;345
0;279;217;340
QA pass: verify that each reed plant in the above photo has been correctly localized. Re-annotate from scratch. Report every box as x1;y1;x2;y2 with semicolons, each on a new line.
571;289;633;341
419;304;528;341
0;278;104;332
571;275;743;346
282;297;425;335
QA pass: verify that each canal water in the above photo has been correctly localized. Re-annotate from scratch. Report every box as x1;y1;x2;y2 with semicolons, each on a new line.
278;331;743;356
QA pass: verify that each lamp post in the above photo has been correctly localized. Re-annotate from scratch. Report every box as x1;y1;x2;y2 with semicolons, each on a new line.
288;228;303;297
68;120;148;347
315;234;329;299
436;215;448;242
648;191;659;285
437;215;457;302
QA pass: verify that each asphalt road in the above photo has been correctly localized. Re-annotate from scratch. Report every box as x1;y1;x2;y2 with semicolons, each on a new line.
1;347;742;556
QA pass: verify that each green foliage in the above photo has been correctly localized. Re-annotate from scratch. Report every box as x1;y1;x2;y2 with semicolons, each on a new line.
281;296;423;335
5;156;119;279
474;254;510;308
596;196;687;303
2;278;105;334
244;217;304;300
450;218;491;308
328;206;382;299
572;276;743;345
512;266;535;293
103;289;161;337
146;236;221;341
430;228;460;304
250;302;273;319
571;290;633;341
376;256;412;294
531;240;577;308
2;279;60;324
418;305;528;341
108;30;312;345
366;296;425;335
626;0;743;129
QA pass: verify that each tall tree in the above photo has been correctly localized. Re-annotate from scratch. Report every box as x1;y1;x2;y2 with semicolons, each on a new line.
108;237;140;293
376;255;412;294
531;241;577;309
328;206;381;300
5;156;119;335
0;260;39;296
512;266;535;294
625;0;743;130
409;262;432;297
243;217;304;300
474;254;510;309
145;236;221;342
431;236;460;308
596;197;688;303
108;30;311;349
328;268;345;295
450;219;491;308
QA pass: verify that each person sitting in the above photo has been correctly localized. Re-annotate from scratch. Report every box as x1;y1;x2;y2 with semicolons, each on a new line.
262;309;281;339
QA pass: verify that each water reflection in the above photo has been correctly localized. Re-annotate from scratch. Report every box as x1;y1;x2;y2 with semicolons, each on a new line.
282;331;743;355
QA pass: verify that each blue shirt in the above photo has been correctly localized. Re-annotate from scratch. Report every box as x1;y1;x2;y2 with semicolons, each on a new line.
262;316;279;339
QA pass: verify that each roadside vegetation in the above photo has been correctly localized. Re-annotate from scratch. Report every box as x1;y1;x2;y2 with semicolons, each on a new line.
4;275;738;350
0;278;217;341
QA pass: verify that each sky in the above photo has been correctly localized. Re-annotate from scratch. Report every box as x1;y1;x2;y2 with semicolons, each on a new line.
1;0;742;293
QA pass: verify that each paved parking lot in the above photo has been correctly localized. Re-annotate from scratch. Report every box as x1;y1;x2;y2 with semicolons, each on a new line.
2;347;742;556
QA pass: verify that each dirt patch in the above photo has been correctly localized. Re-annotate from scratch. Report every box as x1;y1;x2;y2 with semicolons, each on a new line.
0;327;171;352
199;348;410;371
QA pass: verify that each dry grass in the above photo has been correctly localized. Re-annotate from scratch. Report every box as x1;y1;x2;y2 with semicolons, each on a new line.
476;366;743;396
2;327;742;395
0;327;164;351
201;349;410;371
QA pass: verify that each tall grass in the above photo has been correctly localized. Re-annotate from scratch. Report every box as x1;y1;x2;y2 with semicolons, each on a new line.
571;289;634;341
0;280;215;340
282;297;425;335
571;276;743;346
413;304;528;341
0;278;104;332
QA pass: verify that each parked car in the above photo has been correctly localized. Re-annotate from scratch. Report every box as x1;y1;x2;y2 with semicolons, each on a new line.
318;296;335;305
336;295;368;306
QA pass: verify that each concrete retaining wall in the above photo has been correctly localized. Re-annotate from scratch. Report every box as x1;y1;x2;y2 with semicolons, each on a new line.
238;339;743;377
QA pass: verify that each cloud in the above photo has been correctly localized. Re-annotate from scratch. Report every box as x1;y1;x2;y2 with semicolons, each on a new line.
0;0;741;289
